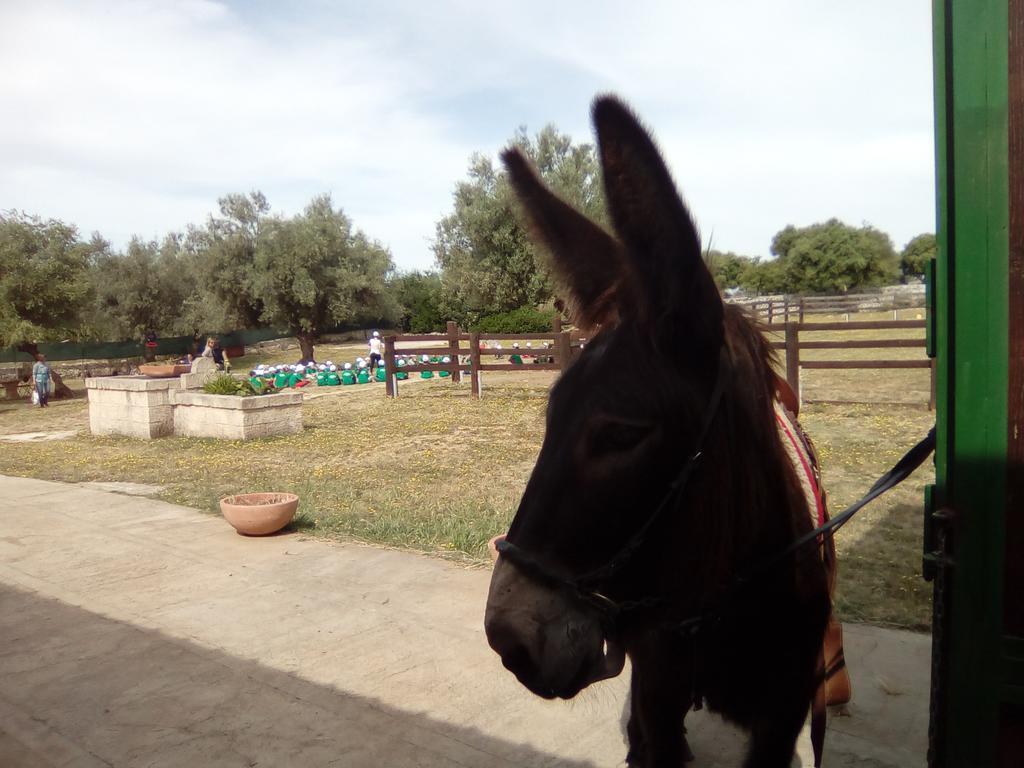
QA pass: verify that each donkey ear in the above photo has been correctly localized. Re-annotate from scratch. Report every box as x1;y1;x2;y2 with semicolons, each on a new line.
592;96;721;346
502;147;627;329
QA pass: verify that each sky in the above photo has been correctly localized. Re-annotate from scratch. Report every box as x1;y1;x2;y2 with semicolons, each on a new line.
0;0;936;272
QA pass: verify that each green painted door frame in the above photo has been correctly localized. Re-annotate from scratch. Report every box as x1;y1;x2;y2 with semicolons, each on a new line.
930;0;1023;764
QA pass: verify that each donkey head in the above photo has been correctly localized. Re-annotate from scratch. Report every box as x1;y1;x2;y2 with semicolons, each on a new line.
484;97;729;699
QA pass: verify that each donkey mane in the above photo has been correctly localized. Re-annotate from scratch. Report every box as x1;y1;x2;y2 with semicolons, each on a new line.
674;304;811;601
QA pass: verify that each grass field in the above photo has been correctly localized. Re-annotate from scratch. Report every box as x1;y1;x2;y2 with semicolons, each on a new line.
0;315;935;630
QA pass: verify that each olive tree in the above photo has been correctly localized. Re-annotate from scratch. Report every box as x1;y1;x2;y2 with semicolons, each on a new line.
434;125;606;325
0;211;99;349
252;195;397;361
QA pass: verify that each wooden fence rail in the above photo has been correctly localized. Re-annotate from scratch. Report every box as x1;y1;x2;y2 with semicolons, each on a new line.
384;319;577;399
385;318;932;408
770;319;934;409
731;290;926;323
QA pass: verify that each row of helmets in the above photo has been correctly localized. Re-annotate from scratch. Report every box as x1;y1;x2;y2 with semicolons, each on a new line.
395;354;453;379
247;352;462;389
249;359;386;387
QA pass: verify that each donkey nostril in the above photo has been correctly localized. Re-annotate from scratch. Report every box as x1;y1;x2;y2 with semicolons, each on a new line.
501;638;533;676
486;618;535;676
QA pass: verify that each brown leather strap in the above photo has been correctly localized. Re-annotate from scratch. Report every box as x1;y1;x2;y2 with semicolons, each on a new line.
773;373;801;417
811;649;827;767
823;618;852;706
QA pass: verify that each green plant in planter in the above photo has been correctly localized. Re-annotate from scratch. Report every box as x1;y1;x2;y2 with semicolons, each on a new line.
202;373;275;397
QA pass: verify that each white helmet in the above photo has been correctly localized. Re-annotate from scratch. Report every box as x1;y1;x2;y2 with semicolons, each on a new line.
372;330;380;338
329;364;337;371
526;342;532;348
344;363;352;370
421;354;429;362
442;356;450;363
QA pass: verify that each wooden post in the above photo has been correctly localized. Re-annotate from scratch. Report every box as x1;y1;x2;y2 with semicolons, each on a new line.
446;321;461;383
784;322;800;406
783;296;790;323
384;336;397;397
557;331;571;373
552;314;562;334
799;296;806;323
469;332;482;398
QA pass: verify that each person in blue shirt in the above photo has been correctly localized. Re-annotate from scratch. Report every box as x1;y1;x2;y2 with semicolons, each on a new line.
32;353;51;408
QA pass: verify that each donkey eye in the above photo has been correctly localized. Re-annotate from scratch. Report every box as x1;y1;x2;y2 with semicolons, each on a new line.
588;421;652;456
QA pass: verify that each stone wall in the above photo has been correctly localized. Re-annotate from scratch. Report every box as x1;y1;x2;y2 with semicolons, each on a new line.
170;390;303;439
2;359;143;382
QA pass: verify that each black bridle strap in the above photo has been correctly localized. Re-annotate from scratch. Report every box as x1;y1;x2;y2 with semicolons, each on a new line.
495;347;730;605
739;426;937;584
575;349;730;591
498;420;936;634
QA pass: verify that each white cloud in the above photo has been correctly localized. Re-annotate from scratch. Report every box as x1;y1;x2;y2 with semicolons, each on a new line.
0;0;935;268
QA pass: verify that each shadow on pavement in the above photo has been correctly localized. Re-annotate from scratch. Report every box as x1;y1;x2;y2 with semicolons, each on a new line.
0;582;595;768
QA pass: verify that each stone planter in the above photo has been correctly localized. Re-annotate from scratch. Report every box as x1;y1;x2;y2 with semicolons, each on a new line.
170;390;302;439
86;376;179;438
87;374;304;440
220;492;298;536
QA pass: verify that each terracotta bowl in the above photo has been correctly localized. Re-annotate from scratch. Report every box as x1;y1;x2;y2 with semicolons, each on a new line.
219;492;299;536
139;363;191;378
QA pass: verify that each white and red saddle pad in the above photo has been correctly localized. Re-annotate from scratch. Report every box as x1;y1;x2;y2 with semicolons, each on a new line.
774;400;826;529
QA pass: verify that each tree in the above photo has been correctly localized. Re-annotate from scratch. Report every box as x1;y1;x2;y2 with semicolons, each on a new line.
900;233;936;280
706;250;754;290
190;192;269;330
0;212;100;349
390;271;445;332
251;195;397;361
770;219;899;294
167;243;236;345
90;235;188;343
739;257;788;295
434;125;606;325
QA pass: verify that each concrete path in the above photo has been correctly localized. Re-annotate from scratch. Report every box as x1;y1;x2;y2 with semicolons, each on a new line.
0;476;929;767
